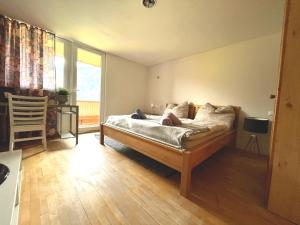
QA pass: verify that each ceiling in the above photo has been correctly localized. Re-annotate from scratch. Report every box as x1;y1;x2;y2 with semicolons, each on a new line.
0;0;284;66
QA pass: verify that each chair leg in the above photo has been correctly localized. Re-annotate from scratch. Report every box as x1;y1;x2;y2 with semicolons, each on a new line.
9;131;14;151
42;129;47;150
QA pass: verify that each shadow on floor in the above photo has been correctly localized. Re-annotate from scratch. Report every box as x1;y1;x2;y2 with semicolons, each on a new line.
95;134;177;178
96;134;289;225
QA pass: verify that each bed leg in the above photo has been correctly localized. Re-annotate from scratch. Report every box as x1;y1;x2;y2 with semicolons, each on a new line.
180;151;192;197
100;123;104;145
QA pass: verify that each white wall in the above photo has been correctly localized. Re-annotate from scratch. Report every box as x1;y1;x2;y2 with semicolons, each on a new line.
146;34;282;154
104;54;148;119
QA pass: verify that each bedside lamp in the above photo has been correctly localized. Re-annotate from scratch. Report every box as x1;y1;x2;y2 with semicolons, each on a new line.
244;117;269;154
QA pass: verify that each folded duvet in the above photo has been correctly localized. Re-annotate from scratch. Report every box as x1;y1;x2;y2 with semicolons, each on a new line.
105;115;211;149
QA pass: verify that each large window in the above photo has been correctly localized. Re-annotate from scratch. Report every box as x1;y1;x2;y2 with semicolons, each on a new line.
76;48;101;102
55;39;65;89
54;37;104;131
76;48;102;128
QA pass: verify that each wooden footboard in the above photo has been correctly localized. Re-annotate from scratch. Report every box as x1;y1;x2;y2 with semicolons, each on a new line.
101;124;183;171
100;123;236;197
179;130;236;196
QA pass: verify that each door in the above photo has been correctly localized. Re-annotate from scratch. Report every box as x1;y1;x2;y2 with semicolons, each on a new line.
74;46;104;133
267;1;300;224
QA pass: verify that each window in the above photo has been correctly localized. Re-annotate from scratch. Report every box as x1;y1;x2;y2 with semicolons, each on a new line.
76;48;102;127
76;48;101;102
55;39;65;89
53;38;104;129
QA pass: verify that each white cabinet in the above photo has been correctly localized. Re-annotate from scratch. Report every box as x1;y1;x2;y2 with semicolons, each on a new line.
0;150;22;225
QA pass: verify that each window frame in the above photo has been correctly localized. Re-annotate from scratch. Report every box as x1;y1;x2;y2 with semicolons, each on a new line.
55;37;106;125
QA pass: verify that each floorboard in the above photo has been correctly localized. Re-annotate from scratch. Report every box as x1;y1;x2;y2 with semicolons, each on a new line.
18;133;294;225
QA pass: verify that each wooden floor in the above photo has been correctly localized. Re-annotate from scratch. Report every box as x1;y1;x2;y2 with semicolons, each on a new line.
19;133;293;225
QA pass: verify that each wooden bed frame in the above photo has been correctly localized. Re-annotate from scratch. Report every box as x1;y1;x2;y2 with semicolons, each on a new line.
100;104;240;197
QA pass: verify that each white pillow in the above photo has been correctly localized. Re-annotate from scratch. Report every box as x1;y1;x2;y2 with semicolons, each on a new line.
163;101;189;118
195;103;216;121
215;105;234;114
206;113;236;129
195;103;236;129
165;103;177;110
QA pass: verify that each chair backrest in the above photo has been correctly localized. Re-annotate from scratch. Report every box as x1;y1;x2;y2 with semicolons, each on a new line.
8;94;48;127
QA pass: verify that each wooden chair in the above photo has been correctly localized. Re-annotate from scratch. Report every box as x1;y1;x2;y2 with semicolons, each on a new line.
8;94;48;151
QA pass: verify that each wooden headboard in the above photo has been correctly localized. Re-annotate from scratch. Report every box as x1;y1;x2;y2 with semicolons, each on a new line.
166;103;241;129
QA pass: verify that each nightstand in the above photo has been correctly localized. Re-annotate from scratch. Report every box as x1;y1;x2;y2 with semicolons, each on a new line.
243;117;269;154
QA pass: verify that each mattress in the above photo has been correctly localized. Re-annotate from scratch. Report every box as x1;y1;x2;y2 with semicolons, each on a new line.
105;114;233;150
184;129;227;148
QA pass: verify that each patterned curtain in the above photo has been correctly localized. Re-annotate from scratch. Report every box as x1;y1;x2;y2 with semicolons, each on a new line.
0;15;57;137
0;17;21;87
0;16;55;90
19;25;55;90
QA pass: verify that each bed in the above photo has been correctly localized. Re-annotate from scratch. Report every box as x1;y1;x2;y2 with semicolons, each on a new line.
100;104;240;197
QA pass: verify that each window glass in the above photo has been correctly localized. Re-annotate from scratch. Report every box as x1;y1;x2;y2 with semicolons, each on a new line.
55;40;65;89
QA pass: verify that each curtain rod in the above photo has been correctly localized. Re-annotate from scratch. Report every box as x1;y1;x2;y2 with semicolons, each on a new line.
0;14;55;35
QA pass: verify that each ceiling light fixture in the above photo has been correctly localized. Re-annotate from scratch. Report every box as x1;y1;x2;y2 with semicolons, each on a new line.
142;0;156;8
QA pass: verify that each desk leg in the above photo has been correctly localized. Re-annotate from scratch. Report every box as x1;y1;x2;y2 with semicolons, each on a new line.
60;107;62;139
76;107;79;145
70;106;72;135
100;124;104;145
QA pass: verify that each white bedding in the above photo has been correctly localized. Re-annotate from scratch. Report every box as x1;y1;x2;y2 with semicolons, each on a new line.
105;114;234;149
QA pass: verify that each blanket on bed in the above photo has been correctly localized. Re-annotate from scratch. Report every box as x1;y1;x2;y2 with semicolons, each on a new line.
105;115;210;148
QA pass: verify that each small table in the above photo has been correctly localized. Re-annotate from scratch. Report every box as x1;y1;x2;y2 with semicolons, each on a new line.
49;105;79;145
